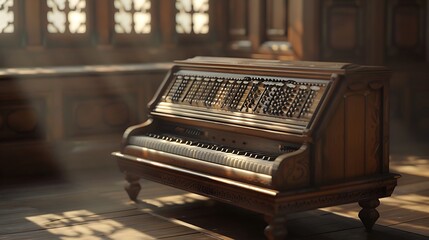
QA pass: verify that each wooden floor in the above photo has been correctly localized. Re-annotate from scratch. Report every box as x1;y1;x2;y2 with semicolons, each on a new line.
1;124;429;239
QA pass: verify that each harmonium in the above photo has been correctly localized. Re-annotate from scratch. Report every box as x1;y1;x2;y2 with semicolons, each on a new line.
112;57;399;239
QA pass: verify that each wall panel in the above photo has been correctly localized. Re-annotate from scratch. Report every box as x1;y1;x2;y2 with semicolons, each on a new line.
0;98;46;142
64;93;137;137
386;0;426;62
321;0;365;62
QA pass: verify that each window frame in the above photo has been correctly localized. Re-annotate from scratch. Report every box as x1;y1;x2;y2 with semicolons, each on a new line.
109;0;159;46
41;0;93;47
0;0;23;47
175;0;214;44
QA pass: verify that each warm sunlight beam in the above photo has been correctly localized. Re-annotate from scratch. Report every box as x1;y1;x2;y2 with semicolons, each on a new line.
26;210;155;239
141;193;208;207
390;155;429;178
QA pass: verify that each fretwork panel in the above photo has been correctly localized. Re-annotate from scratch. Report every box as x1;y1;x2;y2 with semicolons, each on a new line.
114;0;151;34
176;0;209;34
47;0;86;34
0;0;14;33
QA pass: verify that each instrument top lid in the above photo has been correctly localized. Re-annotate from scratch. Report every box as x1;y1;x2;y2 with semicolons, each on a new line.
175;56;389;76
176;56;352;72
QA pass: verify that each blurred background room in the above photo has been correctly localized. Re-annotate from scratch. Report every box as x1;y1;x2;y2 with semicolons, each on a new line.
0;0;428;239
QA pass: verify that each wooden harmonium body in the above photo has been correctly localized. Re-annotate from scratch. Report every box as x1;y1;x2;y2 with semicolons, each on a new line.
112;57;399;239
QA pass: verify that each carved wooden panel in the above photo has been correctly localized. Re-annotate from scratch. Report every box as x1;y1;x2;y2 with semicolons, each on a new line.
386;0;426;62
64;94;137;137
321;0;364;61
321;100;345;182
344;93;366;178
365;90;382;174
320;86;383;183
0;99;46;142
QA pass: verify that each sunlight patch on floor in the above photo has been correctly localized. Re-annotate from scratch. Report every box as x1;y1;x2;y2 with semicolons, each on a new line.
141;193;209;208
321;192;429;227
26;210;155;240
390;156;429;178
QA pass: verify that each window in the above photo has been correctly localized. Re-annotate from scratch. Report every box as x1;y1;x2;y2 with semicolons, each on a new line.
43;0;90;46
47;0;87;34
175;0;209;34
114;0;151;34
0;0;14;33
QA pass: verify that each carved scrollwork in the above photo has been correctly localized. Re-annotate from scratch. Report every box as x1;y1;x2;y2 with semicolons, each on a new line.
348;80;385;92
272;144;310;190
278;188;387;213
369;81;384;90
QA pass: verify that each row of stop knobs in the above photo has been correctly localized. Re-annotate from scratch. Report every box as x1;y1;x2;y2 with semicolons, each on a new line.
253;84;317;117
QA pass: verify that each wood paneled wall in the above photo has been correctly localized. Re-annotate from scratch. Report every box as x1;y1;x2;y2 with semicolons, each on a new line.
320;0;365;62
386;0;427;63
0;64;170;184
0;0;228;68
308;0;428;140
316;0;427;65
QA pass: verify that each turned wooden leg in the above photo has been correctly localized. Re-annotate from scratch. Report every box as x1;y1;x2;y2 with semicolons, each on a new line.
358;198;380;232
125;174;141;201
264;214;288;240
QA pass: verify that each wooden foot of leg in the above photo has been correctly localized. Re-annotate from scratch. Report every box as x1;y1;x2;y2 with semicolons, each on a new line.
125;174;141;202
358;198;380;232
264;214;288;240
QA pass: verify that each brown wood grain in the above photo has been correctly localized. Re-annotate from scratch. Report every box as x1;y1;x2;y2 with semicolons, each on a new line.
345;93;366;178
322;100;345;183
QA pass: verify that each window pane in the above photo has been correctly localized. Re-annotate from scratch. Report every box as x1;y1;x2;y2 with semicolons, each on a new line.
0;0;14;33
114;0;151;34
47;0;86;34
176;0;209;34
